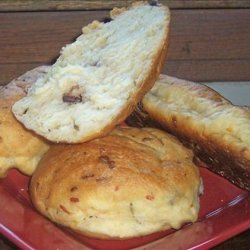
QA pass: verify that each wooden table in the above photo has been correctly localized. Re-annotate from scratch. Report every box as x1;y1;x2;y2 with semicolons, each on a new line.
1;0;250;85
0;1;249;249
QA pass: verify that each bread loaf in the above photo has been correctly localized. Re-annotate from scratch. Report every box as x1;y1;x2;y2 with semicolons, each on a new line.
30;127;202;238
12;2;170;143
0;67;50;177
127;75;250;190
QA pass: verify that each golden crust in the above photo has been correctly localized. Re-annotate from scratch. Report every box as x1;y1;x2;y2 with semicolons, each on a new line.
0;67;50;177
30;127;201;239
127;75;250;190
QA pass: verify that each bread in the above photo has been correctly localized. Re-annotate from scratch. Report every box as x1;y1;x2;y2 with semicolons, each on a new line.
12;2;170;143
127;75;250;190
0;66;50;177
30;127;202;239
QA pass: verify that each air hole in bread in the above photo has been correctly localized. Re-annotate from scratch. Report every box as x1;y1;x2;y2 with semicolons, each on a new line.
89;61;100;67
73;123;80;131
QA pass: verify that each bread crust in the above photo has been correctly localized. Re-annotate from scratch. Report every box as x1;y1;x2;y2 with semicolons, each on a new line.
127;75;250;190
0;66;50;177
30;127;201;239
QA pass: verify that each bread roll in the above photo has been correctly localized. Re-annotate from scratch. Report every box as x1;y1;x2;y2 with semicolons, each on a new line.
30;127;202;238
0;67;50;177
12;2;170;143
127;75;250;190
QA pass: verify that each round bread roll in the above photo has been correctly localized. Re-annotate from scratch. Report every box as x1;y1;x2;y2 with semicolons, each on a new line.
0;66;50;177
30;127;202;239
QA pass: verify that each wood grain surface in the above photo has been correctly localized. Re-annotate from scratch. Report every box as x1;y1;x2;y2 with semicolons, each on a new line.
1;8;250;85
0;0;250;11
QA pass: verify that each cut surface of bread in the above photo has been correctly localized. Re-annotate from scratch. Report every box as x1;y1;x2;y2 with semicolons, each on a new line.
127;75;250;190
0;66;50;177
30;127;202;239
12;2;170;143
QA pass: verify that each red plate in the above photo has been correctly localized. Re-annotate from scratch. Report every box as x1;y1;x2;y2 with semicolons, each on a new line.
0;166;249;250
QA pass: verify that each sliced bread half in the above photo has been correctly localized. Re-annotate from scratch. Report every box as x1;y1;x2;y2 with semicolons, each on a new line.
127;75;250;190
12;2;170;143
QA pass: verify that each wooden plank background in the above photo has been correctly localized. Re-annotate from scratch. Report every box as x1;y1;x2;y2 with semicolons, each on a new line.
1;8;250;85
1;0;250;11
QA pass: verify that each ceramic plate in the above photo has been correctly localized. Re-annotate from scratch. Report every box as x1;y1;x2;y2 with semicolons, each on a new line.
0;165;249;250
